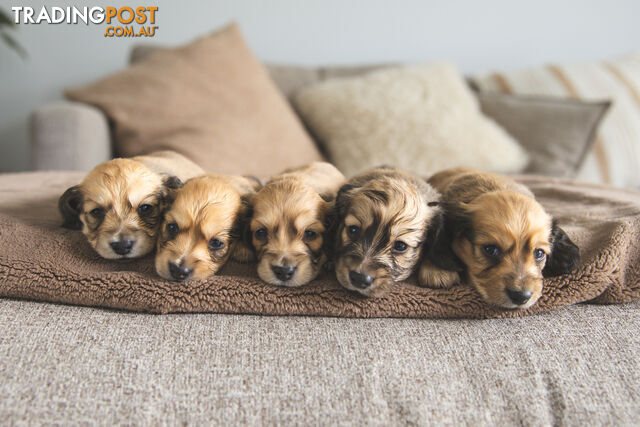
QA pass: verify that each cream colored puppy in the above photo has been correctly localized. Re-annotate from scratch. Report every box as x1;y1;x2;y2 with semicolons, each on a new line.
58;151;203;259
155;174;260;281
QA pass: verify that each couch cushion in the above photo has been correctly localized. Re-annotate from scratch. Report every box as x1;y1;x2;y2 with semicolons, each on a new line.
66;23;322;177
471;52;640;187
293;63;530;177
476;92;610;177
0;171;638;318
1;298;639;424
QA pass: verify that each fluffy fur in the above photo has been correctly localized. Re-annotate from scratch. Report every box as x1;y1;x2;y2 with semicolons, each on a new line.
331;167;442;297
155;174;260;281
418;167;580;309
246;162;345;287
58;151;204;259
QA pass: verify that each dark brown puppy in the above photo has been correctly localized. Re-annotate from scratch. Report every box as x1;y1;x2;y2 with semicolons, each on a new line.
58;151;204;259
246;162;345;287
155;174;260;281
332;167;442;297
418;167;580;309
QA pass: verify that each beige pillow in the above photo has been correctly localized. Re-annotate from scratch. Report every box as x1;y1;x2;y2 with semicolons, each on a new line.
471;52;640;187
293;63;529;177
66;23;322;177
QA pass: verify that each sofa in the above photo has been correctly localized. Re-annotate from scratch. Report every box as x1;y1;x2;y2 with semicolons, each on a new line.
3;47;640;423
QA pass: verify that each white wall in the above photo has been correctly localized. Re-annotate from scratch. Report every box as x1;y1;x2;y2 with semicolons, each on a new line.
1;0;639;172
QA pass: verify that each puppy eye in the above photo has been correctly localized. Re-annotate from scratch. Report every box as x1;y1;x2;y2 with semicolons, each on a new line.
482;244;501;258
304;230;317;240
166;222;179;236
347;225;360;239
255;228;267;240
137;204;153;216
89;208;105;219
534;248;546;261
392;241;408;253
209;238;225;250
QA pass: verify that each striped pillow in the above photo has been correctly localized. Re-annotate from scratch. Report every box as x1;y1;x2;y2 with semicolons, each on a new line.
472;52;640;188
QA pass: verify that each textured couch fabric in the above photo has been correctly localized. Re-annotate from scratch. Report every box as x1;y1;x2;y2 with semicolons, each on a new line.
1;298;639;425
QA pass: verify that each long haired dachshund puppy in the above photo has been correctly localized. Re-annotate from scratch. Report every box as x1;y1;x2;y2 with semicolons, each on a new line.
58;151;203;259
419;167;580;309
332;167;442;297
155;174;260;281
246;162;345;287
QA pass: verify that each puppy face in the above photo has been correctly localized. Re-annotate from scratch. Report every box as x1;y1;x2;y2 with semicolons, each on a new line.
249;180;330;287
334;175;440;297
58;159;180;259
155;176;247;281
452;192;554;309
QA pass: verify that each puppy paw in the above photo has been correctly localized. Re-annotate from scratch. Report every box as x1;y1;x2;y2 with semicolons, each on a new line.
418;261;460;289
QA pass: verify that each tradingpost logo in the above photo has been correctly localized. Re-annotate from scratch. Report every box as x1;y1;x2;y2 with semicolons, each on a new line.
11;5;159;38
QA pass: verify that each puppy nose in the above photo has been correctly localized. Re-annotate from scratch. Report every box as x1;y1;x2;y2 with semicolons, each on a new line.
271;265;296;281
507;289;533;305
110;239;134;255
169;262;193;281
349;271;374;289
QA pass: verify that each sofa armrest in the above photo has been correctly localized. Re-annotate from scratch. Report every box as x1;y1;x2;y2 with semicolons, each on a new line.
30;102;112;171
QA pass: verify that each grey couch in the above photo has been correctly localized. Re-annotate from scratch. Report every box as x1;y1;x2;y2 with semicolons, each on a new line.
13;62;640;424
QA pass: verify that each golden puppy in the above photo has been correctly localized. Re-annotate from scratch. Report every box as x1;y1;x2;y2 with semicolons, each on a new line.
246;162;345;287
418;167;580;309
155;174;260;281
331;167;442;297
58;151;203;259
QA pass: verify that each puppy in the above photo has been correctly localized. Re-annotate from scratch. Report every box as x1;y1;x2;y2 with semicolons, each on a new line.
332;167;442;297
58;151;204;259
246;162;345;287
155;174;260;281
418;167;580;309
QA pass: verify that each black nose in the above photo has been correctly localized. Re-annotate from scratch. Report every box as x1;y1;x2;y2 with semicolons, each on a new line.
169;262;193;281
110;239;134;255
271;265;296;282
349;270;374;289
507;289;533;305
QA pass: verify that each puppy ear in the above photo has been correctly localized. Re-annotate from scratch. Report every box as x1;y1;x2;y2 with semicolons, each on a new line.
237;194;255;249
543;219;580;277
58;185;83;230
424;205;465;272
230;194;256;262
158;175;183;211
322;200;340;259
335;183;357;217
163;175;183;190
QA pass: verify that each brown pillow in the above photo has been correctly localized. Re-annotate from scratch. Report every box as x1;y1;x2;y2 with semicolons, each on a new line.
476;92;610;177
66;23;322;176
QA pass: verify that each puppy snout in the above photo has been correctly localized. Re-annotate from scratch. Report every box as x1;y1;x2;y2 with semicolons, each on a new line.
110;239;134;256
349;270;374;289
169;262;193;281
506;289;532;305
271;265;296;282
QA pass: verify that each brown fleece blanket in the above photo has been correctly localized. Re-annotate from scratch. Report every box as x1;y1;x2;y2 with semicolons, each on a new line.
0;171;639;318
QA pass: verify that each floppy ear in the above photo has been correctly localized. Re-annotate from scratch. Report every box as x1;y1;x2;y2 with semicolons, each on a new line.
543;219;580;277
334;183;357;217
237;194;255;250
163;175;183;190
58;185;83;230
158;175;184;211
424;205;465;272
231;194;257;262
